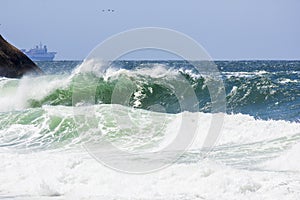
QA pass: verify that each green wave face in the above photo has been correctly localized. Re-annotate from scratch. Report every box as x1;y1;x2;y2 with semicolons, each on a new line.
22;70;298;121
0;104;175;151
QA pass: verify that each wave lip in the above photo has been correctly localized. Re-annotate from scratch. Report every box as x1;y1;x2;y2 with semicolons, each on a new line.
1;60;299;123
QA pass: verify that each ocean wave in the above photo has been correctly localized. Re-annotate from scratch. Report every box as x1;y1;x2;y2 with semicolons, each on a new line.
0;133;300;199
0;104;299;152
0;62;298;122
1;60;299;199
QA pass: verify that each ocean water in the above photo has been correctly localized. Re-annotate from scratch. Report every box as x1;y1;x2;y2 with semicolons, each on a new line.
0;60;299;199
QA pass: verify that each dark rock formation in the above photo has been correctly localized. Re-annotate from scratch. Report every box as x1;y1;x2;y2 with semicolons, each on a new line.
0;35;43;78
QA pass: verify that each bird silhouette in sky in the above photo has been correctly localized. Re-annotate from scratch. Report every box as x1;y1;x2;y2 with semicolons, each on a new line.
102;9;115;12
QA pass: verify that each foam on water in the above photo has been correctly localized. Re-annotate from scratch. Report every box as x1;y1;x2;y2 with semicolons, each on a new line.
0;60;299;199
262;142;300;171
1;104;299;151
0;75;71;112
0;147;299;200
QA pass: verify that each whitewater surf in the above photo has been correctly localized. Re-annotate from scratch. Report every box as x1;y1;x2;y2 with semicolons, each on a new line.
0;60;299;199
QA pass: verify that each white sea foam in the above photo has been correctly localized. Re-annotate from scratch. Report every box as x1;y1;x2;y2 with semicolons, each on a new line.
72;59;109;77
0;148;299;200
216;113;300;145
102;64;179;81
278;78;299;84
262;142;300;172
1;104;299;151
222;70;269;78
1;62;300;199
0;75;71;112
0;105;299;199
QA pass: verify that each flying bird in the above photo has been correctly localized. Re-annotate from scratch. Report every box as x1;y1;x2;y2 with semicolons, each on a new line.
101;9;115;12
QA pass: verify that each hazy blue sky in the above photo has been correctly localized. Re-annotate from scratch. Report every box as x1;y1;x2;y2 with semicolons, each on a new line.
0;0;299;60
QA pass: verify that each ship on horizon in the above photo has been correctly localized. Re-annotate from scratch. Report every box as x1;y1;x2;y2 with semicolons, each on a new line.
21;43;57;61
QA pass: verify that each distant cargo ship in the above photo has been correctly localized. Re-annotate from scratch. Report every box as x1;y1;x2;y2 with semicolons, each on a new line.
21;43;56;61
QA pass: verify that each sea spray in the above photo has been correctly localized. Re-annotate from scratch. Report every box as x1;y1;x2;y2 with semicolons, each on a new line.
0;60;299;199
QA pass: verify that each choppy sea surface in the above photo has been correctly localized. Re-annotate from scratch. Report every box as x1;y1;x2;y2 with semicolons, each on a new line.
0;60;299;199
